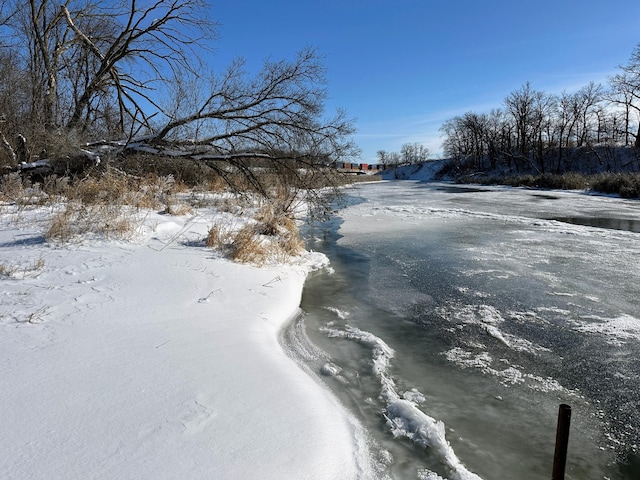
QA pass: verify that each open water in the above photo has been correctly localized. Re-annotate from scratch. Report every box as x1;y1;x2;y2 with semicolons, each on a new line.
290;181;640;480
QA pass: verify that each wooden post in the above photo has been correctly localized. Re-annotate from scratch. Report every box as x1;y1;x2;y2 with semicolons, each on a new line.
552;403;572;480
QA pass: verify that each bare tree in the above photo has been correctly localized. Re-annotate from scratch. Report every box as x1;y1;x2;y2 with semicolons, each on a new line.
0;2;24;164
2;0;359;204
572;82;603;147
504;82;538;158
461;112;488;169
7;0;213;139
376;149;400;166
61;0;213;134
530;90;555;173
376;150;388;164
0;48;30;164
21;0;71;132
553;90;580;170
485;109;506;169
608;86;635;147
388;151;401;165
400;142;429;164
0;0;13;36
610;44;640;148
150;48;357;162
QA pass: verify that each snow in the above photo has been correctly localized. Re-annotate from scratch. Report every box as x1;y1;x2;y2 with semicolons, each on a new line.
381;161;446;181
573;313;640;342
0;202;376;479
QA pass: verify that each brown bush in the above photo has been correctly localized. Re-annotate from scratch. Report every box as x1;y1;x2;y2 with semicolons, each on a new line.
225;203;305;265
230;225;269;265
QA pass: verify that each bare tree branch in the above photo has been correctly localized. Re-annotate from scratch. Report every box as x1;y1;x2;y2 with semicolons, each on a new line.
152;48;357;164
0;127;17;163
61;0;214;133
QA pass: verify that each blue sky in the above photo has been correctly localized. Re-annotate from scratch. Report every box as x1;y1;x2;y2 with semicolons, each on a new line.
209;0;640;162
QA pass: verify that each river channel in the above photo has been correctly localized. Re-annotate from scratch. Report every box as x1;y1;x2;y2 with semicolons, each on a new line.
292;181;640;480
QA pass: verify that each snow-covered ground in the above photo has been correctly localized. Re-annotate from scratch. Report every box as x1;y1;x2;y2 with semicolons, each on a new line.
380;161;446;182
0;198;376;479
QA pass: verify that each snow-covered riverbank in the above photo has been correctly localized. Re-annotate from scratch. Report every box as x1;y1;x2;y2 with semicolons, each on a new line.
0;204;377;479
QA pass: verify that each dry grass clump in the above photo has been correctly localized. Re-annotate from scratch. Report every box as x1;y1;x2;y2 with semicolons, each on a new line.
590;172;640;198
0;173;51;206
205;223;234;250
0;169;195;243
230;224;270;265
46;203;138;242
227;195;255;214
460;171;640;198
64;172;131;205
256;204;305;258
41;175;71;197
164;201;193;216
256;203;305;257
277;227;305;257
64;171;174;210
0;256;45;279
44;172;198;243
3;161;314;254
253;203;296;236
205;175;228;193
208;202;305;265
0;167;205;244
0;172;26;202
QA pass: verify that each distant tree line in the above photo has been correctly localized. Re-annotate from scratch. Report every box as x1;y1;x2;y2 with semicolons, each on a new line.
439;43;640;175
376;142;430;166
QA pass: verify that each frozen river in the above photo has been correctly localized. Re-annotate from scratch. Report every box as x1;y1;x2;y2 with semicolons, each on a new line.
292;181;640;480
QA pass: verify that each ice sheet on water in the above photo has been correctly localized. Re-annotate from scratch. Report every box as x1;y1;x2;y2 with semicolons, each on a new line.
573;313;640;343
322;325;483;480
418;469;447;480
323;306;350;319
443;348;493;370
443;347;566;393
437;303;549;355
403;388;426;404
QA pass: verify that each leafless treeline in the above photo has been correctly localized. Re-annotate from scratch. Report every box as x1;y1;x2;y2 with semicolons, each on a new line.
440;43;640;174
376;142;430;166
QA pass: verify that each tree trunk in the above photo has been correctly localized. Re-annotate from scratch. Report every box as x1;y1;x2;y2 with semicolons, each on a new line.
0;129;17;164
16;134;28;163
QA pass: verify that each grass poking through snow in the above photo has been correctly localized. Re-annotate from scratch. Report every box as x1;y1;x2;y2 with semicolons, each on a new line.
2;169;309;265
